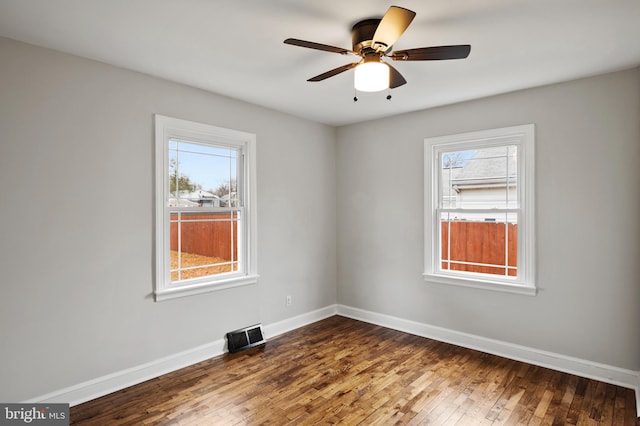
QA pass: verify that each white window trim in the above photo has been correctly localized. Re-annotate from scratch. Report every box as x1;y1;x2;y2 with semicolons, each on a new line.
154;114;258;301
423;124;536;296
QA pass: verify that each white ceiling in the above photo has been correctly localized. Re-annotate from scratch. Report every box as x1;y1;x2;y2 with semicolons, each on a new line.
1;0;639;126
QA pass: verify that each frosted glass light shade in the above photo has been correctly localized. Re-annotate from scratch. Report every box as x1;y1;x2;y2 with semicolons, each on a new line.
354;62;389;92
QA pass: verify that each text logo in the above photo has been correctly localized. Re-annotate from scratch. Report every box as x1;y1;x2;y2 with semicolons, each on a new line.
1;404;68;425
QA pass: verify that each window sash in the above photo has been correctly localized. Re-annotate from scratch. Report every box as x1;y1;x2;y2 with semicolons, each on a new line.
437;208;520;214
423;124;535;295
155;114;258;301
168;207;245;286
437;144;520;210
436;208;520;280
163;148;248;289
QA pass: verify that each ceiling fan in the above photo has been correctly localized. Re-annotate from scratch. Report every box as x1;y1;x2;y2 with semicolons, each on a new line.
284;6;470;95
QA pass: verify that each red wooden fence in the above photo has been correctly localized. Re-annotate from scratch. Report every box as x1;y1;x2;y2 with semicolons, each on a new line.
441;221;517;276
171;216;514;275
170;212;238;261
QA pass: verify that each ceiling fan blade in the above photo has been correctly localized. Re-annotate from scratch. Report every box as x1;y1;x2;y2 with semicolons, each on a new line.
284;38;353;55
372;6;416;52
386;63;407;89
391;45;471;61
307;62;359;82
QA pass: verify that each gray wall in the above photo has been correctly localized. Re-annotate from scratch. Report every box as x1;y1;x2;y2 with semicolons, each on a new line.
1;34;639;403
336;67;640;371
0;37;337;401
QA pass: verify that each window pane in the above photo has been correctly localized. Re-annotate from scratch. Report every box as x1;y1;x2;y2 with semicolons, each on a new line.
170;211;240;282
168;140;238;207
440;145;518;209
440;212;517;277
440;150;474;208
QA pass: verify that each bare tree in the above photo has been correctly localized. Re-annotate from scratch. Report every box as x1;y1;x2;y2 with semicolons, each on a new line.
211;179;237;198
442;152;466;168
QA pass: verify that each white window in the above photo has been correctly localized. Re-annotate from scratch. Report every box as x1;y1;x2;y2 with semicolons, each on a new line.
155;115;258;301
424;124;535;295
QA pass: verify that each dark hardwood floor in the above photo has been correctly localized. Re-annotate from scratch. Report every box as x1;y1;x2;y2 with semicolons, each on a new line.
70;316;639;425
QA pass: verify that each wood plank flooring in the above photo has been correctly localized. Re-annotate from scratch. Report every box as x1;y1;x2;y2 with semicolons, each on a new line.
70;316;639;425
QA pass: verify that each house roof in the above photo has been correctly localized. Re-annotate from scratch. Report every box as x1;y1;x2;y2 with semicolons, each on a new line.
441;146;517;199
454;146;517;188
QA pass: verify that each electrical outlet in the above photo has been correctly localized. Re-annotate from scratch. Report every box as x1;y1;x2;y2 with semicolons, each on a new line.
286;295;292;307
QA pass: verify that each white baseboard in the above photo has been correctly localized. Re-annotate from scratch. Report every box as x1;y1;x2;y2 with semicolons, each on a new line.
26;305;338;407
337;304;640;417
637;375;640;418
27;338;228;407
26;304;639;417
262;305;337;340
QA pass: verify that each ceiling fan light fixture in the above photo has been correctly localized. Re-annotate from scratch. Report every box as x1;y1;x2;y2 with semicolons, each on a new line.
284;6;471;95
354;62;389;92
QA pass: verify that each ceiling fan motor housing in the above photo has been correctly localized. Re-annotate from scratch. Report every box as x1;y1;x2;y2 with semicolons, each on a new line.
352;19;385;54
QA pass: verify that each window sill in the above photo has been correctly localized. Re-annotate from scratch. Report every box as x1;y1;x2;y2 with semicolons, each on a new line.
423;273;537;296
154;274;259;302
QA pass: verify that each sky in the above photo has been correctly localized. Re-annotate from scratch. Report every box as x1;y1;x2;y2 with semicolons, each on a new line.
169;140;237;192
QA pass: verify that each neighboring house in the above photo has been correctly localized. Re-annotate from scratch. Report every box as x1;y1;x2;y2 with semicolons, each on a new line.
442;146;517;222
168;197;199;207
169;190;221;207
188;190;221;207
219;191;237;207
